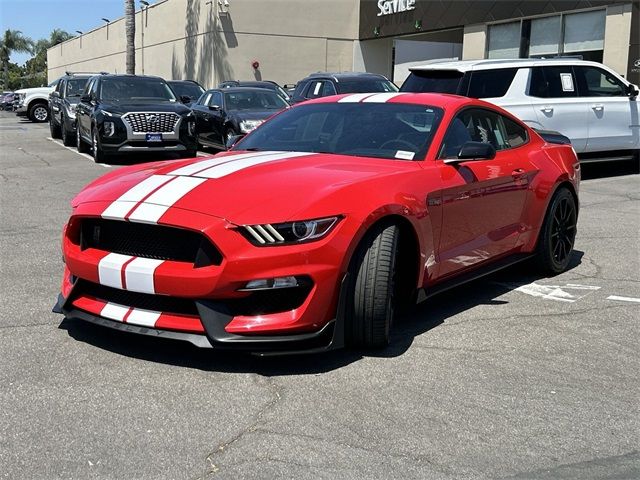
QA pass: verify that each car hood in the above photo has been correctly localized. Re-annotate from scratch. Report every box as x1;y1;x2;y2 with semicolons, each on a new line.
73;150;419;224
99;101;192;115
15;86;54;95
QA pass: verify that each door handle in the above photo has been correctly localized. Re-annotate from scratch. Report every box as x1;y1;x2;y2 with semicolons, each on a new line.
512;168;525;178
540;106;553;113
591;104;604;111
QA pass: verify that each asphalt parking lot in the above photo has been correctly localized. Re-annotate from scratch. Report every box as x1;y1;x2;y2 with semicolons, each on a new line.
0;110;638;480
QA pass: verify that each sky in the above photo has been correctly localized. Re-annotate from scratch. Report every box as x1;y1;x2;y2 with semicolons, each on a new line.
0;0;156;65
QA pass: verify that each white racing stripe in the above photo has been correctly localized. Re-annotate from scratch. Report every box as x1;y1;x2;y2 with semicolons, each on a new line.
194;151;313;179
124;257;164;294
126;308;162;327
98;253;133;289
100;302;130;322
127;176;207;224
338;93;374;103
102;175;175;220
362;92;407;103
169;151;269;176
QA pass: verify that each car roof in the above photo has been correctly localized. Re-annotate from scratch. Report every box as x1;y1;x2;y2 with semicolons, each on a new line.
409;58;610;73
303;72;390;81
98;74;166;81
208;87;279;94
167;79;201;85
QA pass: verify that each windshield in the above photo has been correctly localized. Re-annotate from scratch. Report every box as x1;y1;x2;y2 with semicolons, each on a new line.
236;102;443;160
400;70;464;93
336;79;398;94
66;78;89;97
169;82;204;100
224;90;289;110
100;77;177;103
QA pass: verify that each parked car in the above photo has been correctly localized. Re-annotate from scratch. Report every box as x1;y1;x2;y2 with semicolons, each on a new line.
167;80;205;107
218;80;291;102
401;58;640;162
191;87;289;150
290;72;398;104
75;74;198;162
54;92;579;354
0;92;16;110
49;73;94;146
14;78;61;122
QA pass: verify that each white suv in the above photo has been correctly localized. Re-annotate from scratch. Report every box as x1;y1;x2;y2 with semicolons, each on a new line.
401;59;639;161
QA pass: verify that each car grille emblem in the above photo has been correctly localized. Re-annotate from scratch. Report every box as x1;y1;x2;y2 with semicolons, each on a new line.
145;114;159;124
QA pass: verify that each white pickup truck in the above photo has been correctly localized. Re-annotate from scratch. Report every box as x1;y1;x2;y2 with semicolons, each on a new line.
14;78;60;122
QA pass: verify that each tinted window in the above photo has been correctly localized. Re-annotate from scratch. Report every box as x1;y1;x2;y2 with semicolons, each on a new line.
336;79;397;94
99;77;176;102
529;66;577;98
237;103;443;160
66;78;89;97
574;66;625;97
400;70;463;94
169;82;204;100
208;92;223;107
223;90;288;110
440;108;528;158
467;68;518;98
305;80;325;99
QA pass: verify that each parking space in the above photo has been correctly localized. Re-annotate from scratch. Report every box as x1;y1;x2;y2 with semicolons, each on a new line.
0;110;638;479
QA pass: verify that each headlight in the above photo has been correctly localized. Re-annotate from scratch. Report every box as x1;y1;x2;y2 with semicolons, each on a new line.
240;216;340;245
239;119;264;133
104;121;115;137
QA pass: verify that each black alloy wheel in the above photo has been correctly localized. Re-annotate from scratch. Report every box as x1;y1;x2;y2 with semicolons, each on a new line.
61;115;74;146
77;125;90;154
535;188;577;274
49;116;61;139
92;127;107;163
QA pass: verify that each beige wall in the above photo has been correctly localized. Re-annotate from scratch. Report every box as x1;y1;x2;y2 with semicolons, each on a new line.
603;3;633;77
461;24;487;60
48;0;360;87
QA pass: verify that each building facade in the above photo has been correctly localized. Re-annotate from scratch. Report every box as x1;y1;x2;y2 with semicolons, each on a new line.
47;0;639;87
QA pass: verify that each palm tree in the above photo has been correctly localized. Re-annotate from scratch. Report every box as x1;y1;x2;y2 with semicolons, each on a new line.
0;29;33;88
49;29;73;47
125;0;135;74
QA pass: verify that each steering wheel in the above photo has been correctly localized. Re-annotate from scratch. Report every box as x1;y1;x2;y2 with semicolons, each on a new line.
379;139;417;151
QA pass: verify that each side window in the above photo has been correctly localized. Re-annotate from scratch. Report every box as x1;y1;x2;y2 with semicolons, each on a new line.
91;79;100;99
574;66;626;97
439;109;528;158
321;81;337;97
55;79;64;94
305;80;327;99
529;66;577;98
467;68;518;98
83;79;95;98
200;93;212;106
208;92;223;107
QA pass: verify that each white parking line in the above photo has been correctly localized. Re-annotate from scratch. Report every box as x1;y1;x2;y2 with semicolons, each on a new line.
46;136;111;168
606;295;640;304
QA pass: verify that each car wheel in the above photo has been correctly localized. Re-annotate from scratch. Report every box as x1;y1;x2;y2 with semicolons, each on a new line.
49;116;61;139
535;187;577;275
28;103;49;122
77;125;90;154
92;127;107;163
224;128;238;150
346;222;400;349
61;116;75;146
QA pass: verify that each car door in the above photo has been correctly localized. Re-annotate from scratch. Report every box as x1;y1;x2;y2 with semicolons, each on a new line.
76;78;95;141
207;91;225;145
50;79;64;124
529;66;589;152
434;108;533;278
191;92;212;145
573;65;640;153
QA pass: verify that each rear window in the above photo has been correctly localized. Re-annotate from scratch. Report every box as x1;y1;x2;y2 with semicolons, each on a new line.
336;79;398;94
467;68;518;98
400;70;464;94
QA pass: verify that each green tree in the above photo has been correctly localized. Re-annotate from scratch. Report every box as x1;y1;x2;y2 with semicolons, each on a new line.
0;30;33;89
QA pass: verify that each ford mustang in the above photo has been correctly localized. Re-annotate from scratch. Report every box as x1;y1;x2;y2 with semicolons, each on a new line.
54;92;580;354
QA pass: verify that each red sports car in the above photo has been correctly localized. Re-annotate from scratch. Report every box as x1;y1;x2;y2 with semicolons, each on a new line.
54;93;580;353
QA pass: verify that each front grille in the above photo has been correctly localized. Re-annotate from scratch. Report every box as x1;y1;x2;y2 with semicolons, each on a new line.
76;281;199;315
226;286;312;316
80;218;222;266
123;112;179;133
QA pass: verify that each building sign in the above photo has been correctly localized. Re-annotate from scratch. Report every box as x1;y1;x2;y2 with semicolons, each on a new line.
377;0;415;17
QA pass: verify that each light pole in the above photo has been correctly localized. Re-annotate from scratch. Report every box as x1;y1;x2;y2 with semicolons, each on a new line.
76;30;83;48
101;18;110;40
140;1;149;75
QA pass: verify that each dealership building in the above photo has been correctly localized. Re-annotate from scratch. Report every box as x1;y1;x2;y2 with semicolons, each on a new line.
47;0;639;87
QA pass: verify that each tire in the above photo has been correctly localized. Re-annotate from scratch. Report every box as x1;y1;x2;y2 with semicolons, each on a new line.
346;222;400;349
224;128;238;150
534;187;577;275
61;116;74;146
49;116;61;139
91;127;107;163
28;102;49;122
77;124;90;154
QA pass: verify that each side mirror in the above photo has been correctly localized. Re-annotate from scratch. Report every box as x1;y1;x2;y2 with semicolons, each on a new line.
208;104;221;111
180;95;192;104
50;91;60;99
444;141;496;164
80;93;92;103
626;83;639;99
225;134;245;149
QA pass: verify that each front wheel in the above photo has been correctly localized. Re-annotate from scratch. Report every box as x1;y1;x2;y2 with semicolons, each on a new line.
346;223;400;349
92;127;107;163
224;128;238;150
28;103;49;122
534;187;577;275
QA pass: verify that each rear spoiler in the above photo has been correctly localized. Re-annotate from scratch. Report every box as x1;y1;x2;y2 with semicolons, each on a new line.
533;128;571;145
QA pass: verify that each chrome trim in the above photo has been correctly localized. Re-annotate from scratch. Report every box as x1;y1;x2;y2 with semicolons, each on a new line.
121;111;182;141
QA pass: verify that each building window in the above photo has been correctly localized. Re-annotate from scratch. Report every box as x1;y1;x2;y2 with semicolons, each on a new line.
486;9;605;62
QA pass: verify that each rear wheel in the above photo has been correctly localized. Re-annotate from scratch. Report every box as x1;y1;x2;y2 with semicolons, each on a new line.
346;223;400;349
28;102;49;122
534;187;577;275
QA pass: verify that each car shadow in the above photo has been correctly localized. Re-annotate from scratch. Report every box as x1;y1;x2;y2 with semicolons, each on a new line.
58;250;583;375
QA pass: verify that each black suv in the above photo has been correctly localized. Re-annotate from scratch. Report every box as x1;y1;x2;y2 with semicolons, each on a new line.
76;74;198;162
49;72;95;146
290;72;397;104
